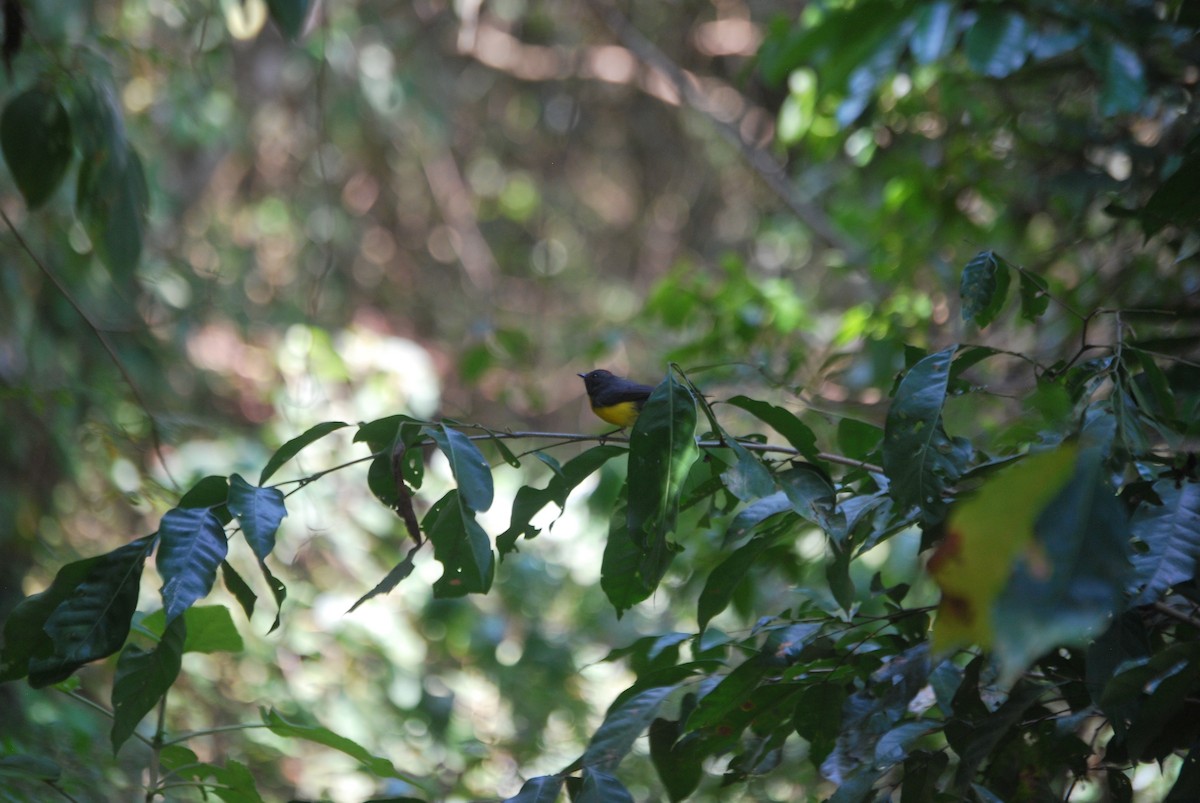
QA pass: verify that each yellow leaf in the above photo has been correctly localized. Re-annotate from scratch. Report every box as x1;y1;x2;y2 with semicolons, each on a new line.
929;445;1079;655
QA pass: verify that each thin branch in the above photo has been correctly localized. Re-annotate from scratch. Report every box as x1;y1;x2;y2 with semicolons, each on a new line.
1;208;178;489
583;0;859;259
1153;599;1200;630
59;688;155;748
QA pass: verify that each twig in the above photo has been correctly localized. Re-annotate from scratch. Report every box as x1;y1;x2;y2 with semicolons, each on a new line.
1153;599;1200;630
1;208;178;489
583;0;859;259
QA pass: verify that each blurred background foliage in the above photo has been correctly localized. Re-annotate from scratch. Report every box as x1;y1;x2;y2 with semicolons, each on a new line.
1;0;1198;800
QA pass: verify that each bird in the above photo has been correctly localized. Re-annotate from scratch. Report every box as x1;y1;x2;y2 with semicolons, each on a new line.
578;369;655;429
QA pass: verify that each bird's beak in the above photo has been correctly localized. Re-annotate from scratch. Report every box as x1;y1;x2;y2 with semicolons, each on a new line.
577;373;586;378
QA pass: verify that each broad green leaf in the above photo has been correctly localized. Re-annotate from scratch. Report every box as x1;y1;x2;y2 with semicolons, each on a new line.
909;2;954;64
724;491;793;545
1141;147;1200;237
1092;38;1147;117
178;475;231;510
874;720;942;767
0;86;72;208
883;346;969;522
577;768;634;803
991;450;1131;685
685;657;768;732
266;0;310;40
777;463;841;537
718;439;776;503
259;421;348;484
583;684;677;771
960;250;1010;327
964;8;1030;77
111;615;185;753
1129;480;1200;605
425;490;494;597
228;474;286;561
503;775;563;803
499;444;626;553
697;535;774;632
952;681;1047;789
206;759;267;803
649;718;704;802
76;142;149;278
261;708;423;783
426;425;494;513
0;755;61;781
602;632;691;676
158;507;228;623
794;683;845;767
15;535;154;687
930;446;1078;658
141;605;245;654
601;502;678;616
627;374;698;547
1018;270;1050;321
724;396;820;464
221;561;257;620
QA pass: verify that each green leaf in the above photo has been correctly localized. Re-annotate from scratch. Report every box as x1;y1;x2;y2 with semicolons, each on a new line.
1018;269;1050;321
685;656;768;732
0;86;72;208
141;605;245;654
1166;742;1200;802
697;535;775;632
348;546;419;612
1141;147;1200;237
909;2;955;64
649;718;704;802
0;755;61;781
111;614;185;753
793;682;846;767
221;561;257;620
425;490;494;597
724;395;821;463
577;768;634;803
1091;38;1147;117
960;250;1011;327
503;775;563;803
777;463;841;537
426;425;494;513
158;507;228;623
724;491;793;545
499;445;626;554
257;557;287;634
13;535;154;687
874;720;942;767
1129;480;1200;605
76;141;149;278
883;346;969;522
627;374;698;547
718;439;776;503
265;0;310;40
582;684;677;771
261;707;423;783
952;681;1047;789
601;502;678;616
990;450;1131;685
228;474;286;561
259;421;348;484
178;475;231;510
964;8;1030;78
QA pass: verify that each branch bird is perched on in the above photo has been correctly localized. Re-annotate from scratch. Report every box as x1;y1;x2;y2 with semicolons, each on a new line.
578;369;654;429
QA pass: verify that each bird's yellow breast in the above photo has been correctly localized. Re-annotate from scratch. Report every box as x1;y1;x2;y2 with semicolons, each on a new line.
591;401;642;428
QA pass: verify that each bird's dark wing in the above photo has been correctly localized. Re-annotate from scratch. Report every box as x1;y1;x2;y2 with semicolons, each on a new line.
594;379;655;407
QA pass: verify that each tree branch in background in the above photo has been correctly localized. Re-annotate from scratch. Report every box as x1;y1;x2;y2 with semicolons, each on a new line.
0;208;178;489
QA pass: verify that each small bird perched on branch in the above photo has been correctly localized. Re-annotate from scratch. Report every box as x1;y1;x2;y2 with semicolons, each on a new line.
578;369;654;429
